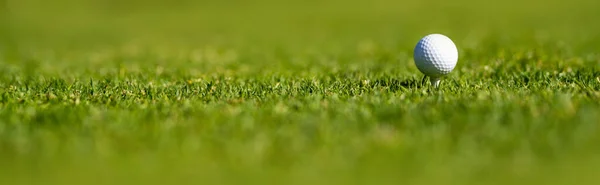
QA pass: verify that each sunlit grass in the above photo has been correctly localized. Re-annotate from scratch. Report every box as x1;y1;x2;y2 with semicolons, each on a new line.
1;0;600;184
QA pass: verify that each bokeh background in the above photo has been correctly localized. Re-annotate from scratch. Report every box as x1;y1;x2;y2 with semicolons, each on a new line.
1;0;599;76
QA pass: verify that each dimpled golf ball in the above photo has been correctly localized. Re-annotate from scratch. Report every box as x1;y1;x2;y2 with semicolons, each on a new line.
413;34;458;78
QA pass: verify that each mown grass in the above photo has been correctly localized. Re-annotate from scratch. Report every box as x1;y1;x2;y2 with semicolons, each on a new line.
1;0;600;184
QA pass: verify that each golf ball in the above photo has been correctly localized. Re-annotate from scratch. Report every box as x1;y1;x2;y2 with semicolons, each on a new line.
413;34;458;78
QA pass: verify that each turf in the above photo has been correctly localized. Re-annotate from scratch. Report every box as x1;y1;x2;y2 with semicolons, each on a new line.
1;0;600;184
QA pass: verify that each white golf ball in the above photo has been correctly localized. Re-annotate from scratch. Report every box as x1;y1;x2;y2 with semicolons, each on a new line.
413;34;458;78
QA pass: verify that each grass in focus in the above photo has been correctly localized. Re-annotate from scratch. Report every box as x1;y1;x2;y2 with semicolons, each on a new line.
1;0;600;184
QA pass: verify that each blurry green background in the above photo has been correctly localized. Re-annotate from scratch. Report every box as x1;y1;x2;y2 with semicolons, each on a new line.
2;0;599;58
1;0;598;78
2;0;600;70
1;0;600;185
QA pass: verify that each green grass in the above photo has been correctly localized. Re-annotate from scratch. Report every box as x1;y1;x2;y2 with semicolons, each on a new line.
1;0;600;184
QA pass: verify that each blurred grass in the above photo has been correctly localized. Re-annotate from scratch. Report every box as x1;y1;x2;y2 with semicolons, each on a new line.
1;0;600;185
4;0;600;47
